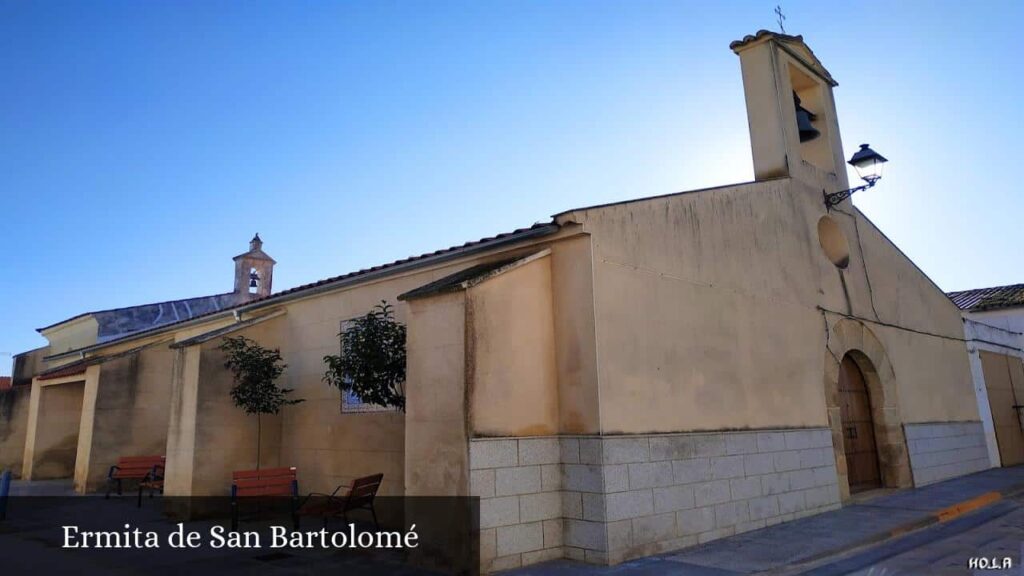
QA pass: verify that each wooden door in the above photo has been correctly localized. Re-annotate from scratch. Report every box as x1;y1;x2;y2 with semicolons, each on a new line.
980;351;1024;467
839;355;882;493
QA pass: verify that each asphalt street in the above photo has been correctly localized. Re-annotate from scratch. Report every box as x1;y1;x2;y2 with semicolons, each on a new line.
795;495;1024;576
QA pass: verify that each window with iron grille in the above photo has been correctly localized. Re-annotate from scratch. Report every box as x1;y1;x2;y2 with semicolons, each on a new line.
338;318;394;414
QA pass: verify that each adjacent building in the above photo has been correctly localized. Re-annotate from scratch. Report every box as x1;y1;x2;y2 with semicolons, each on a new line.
948;284;1024;470
0;30;995;572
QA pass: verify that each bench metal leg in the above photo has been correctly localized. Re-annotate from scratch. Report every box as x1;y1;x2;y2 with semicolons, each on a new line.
106;478;123;499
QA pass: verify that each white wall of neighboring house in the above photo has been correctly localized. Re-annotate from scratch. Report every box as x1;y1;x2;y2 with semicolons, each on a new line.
968;308;1024;334
963;311;1024;468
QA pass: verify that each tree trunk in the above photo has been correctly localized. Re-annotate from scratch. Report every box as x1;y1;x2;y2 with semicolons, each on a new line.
256;413;262;471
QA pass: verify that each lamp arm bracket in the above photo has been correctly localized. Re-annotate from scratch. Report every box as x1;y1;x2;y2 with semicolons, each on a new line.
824;180;876;209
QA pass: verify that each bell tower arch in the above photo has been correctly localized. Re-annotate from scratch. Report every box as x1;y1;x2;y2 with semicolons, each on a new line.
730;31;850;194
233;233;275;299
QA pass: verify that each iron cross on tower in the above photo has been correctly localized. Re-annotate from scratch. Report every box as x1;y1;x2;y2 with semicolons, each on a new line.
774;5;786;33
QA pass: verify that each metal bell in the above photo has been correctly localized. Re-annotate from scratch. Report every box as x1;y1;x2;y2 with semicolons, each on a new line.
794;93;820;143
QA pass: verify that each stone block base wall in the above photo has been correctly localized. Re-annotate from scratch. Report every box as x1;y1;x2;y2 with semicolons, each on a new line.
470;428;841;572
471;437;565;573
905;421;989;486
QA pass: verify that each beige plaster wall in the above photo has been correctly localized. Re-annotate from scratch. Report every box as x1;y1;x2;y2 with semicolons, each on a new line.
827;203;977;423
12;346;47;387
164;346;200;496
27;379;86;479
550;234;601;434
0;385;32;476
74;345;176;492
41;316;98;359
188;318;287;496
468;254;559;437
870;324;977;424
559;177;976;434
405;291;468;496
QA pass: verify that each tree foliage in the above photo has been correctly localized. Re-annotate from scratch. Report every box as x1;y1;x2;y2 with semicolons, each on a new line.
323;301;407;411
220;336;303;416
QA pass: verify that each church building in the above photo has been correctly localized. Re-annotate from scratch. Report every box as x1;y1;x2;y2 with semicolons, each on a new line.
0;30;990;572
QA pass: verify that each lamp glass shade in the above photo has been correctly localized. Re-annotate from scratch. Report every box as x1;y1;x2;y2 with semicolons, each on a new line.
848;144;887;184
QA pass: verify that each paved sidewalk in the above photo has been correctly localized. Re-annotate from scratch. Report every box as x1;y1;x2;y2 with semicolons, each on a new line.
7;478;76;496
506;466;1024;575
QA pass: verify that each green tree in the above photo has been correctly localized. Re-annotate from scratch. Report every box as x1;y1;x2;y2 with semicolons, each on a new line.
323;301;407;411
220;336;303;469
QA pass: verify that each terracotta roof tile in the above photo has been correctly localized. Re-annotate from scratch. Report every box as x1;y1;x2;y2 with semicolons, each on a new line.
947;283;1024;312
235;223;558;307
37;361;88;381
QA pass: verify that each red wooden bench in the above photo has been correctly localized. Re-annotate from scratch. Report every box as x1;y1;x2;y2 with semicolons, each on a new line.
299;473;384;528
231;467;298;531
106;456;165;507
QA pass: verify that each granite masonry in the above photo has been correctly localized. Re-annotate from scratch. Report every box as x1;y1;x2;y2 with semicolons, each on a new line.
905;421;989;486
470;428;842;572
471;437;565;573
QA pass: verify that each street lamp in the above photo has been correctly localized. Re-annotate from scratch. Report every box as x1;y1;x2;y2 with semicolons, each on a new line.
824;144;888;208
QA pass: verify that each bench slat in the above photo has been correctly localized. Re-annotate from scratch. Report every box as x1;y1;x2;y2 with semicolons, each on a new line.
234;478;295;490
232;467;296;498
111;456;164;479
118;456;165;463
236;486;294;497
113;470;155;479
233;467;295;480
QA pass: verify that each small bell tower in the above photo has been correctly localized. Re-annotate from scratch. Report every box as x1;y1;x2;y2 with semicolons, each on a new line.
233;233;275;299
730;30;849;193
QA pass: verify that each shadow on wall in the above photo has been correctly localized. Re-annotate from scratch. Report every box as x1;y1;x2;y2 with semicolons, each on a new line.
0;387;31;477
32;433;79;480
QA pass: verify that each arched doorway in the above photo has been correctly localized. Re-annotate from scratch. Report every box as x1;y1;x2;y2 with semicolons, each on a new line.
824;319;914;500
838;354;881;493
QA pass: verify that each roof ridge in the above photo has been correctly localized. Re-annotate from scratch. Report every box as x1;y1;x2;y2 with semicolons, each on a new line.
37;291;238;332
41;222;559;361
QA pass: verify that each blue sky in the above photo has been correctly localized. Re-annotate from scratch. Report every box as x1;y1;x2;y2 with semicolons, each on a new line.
2;1;1022;372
